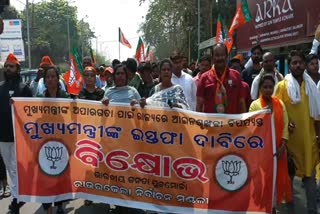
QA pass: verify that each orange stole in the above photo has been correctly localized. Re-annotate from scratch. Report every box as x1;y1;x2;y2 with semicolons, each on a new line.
260;96;293;204
210;67;228;113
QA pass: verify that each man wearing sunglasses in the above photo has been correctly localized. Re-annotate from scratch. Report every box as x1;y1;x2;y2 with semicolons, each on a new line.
0;53;32;213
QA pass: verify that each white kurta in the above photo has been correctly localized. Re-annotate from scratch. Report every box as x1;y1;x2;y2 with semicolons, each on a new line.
250;71;283;100
310;39;320;74
171;71;197;111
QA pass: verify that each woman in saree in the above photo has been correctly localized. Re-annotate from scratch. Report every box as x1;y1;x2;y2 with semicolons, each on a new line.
147;59;189;110
249;74;292;213
37;66;69;214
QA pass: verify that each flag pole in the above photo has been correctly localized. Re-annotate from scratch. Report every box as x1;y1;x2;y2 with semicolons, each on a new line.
118;27;121;60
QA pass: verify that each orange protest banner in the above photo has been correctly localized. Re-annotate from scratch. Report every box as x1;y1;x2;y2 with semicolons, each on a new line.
12;98;275;214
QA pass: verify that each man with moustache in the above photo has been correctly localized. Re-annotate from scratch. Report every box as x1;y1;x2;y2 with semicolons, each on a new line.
0;54;32;213
196;43;246;114
241;45;263;87
275;50;320;214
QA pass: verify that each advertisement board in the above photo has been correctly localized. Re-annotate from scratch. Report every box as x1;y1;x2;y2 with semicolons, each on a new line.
0;19;25;61
237;0;320;51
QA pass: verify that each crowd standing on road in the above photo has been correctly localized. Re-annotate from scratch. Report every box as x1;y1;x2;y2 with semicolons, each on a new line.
1;30;320;214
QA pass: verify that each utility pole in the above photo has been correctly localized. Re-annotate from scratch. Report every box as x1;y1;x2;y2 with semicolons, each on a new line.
67;17;71;60
188;29;191;64
26;0;31;69
96;35;99;58
96;37;98;57
197;0;200;59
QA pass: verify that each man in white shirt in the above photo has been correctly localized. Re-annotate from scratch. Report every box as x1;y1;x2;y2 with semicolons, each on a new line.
170;52;197;111
250;52;283;100
182;56;193;76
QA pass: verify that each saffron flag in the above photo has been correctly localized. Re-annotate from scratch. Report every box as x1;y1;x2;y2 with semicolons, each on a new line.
228;0;252;36
225;0;252;53
13;99;276;214
216;15;226;44
225;32;234;53
63;49;84;96
135;37;145;63
119;27;132;49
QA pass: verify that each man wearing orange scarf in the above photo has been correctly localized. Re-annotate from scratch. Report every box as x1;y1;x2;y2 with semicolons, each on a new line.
0;54;32;213
196;43;246;113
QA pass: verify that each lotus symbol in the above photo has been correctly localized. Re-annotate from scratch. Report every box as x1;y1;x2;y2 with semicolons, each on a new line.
222;160;241;184
45;146;63;169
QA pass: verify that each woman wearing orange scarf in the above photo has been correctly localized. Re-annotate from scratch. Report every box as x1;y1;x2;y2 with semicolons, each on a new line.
249;74;292;213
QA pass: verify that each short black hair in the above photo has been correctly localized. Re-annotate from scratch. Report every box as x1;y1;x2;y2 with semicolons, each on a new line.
126;58;137;73
112;59;121;68
139;61;152;73
152;62;158;69
199;55;211;64
113;64;128;84
213;43;228;56
251;45;263;54
258;73;275;89
159;59;173;70
82;56;92;62
114;64;126;73
288;50;306;65
306;54;319;65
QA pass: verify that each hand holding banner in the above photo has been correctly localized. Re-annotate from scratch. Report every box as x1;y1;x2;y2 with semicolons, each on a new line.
12;98;275;213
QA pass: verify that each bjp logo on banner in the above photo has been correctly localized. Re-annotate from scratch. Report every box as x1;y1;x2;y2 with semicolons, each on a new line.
38;140;70;176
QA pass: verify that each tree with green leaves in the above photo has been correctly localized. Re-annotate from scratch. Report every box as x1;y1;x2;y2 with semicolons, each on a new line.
139;0;236;61
1;6;20;19
20;0;80;67
16;0;105;69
